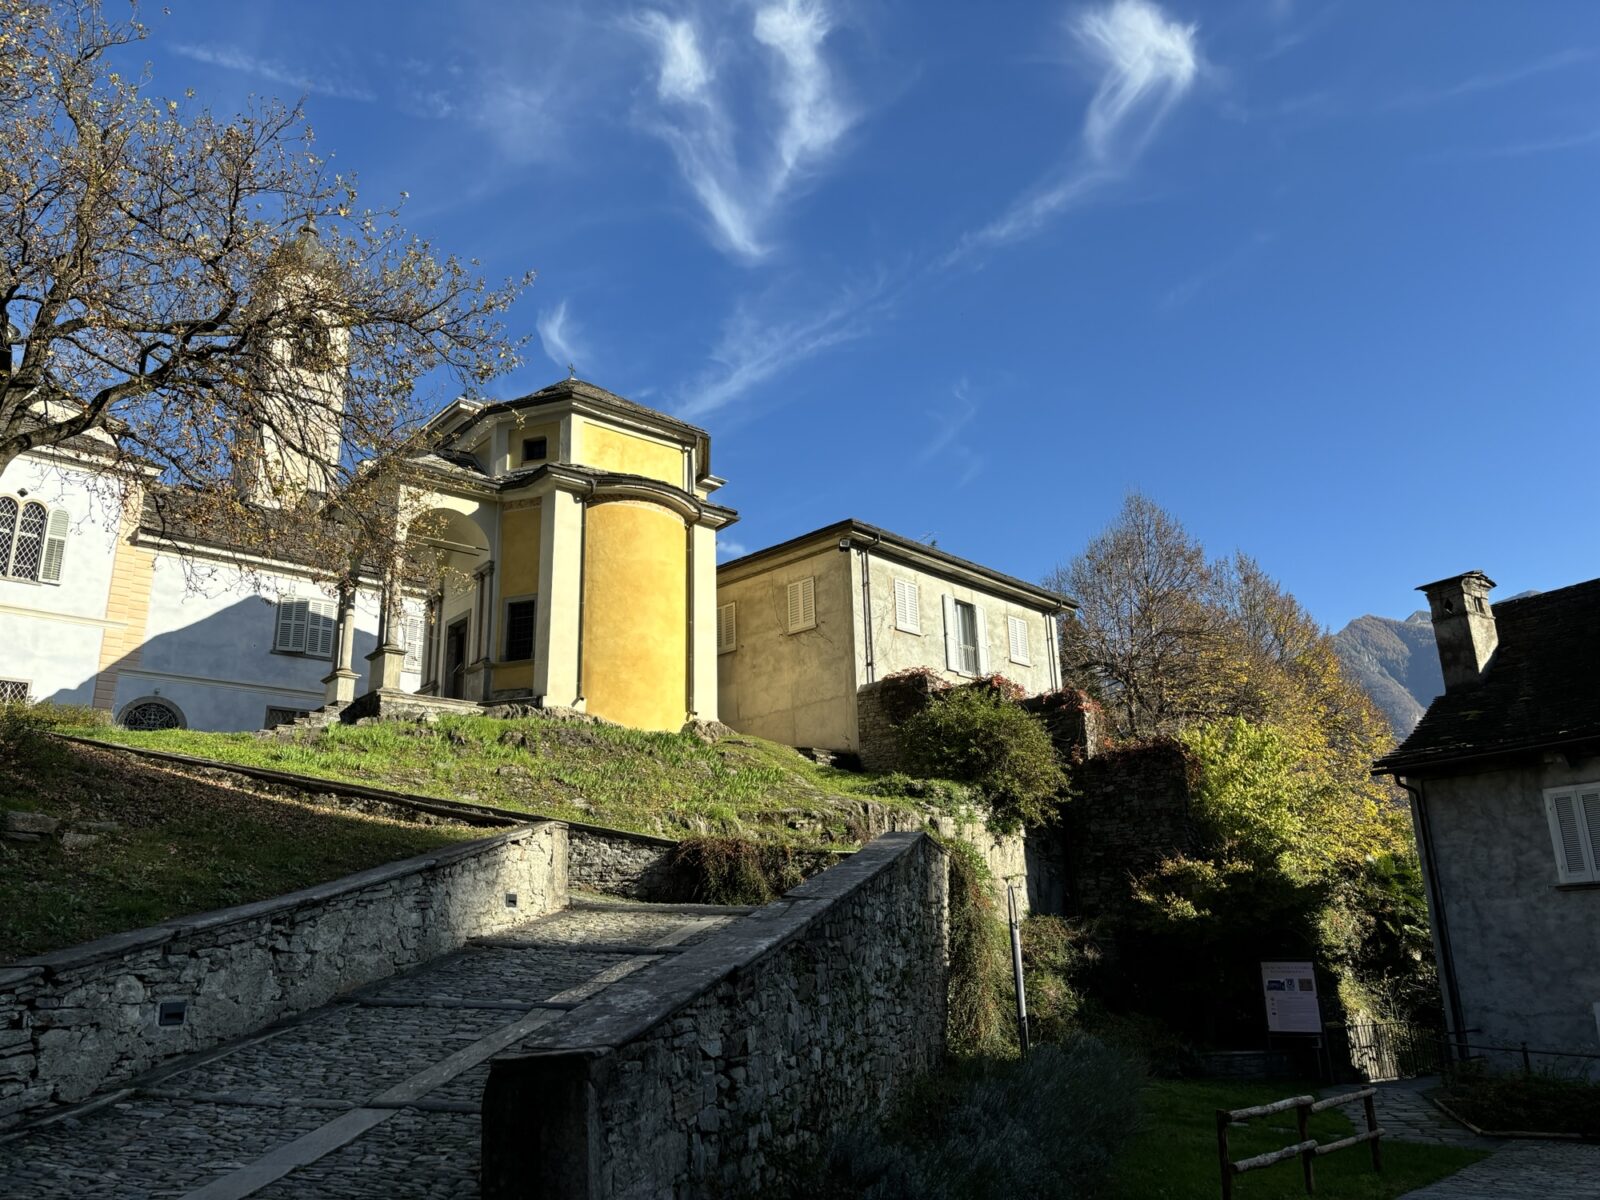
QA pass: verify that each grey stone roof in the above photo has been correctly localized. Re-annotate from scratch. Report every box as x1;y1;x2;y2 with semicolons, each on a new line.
486;379;708;442
1375;577;1600;774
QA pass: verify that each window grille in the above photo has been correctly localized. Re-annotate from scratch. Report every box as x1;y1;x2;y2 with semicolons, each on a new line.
121;698;183;731
0;679;30;704
504;599;537;662
263;706;310;729
3;500;47;580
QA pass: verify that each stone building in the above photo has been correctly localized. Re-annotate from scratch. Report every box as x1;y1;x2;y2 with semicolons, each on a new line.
1375;571;1600;1063
715;519;1073;752
0;378;735;733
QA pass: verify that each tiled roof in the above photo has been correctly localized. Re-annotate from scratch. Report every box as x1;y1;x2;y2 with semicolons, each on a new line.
1375;577;1600;773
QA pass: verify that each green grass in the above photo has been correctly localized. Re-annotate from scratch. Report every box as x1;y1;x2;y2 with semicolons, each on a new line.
70;715;960;847
0;739;483;960
1104;1079;1487;1200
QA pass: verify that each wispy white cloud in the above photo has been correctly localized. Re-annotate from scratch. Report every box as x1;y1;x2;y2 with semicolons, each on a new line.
171;43;375;102
953;0;1200;258
918;380;979;462
716;538;750;560
630;0;853;260
1427;126;1600;162
1160;231;1275;311
1388;48;1593;110
675;274;885;419
537;301;589;375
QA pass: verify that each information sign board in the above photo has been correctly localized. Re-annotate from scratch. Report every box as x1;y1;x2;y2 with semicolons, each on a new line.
1260;960;1322;1034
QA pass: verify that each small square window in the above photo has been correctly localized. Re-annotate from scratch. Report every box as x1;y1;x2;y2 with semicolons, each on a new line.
522;436;548;464
505;598;537;662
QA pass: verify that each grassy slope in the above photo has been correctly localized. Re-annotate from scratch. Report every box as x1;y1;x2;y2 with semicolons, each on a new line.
1105;1079;1486;1200
0;740;481;961
74;715;938;845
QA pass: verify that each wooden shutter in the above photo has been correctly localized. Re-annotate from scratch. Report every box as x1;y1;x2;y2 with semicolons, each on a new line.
275;598;308;653
894;579;921;634
307;599;339;659
1007;615;1031;665
402;615;424;671
717;602;736;653
786;577;815;633
1546;790;1595;883
942;594;959;670
974;604;990;675
39;509;69;584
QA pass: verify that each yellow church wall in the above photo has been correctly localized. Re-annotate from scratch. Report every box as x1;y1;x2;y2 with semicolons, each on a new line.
582;499;686;731
577;419;682;487
509;420;561;470
493;501;543;693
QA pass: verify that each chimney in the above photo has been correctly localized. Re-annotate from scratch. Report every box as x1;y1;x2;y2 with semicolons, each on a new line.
1418;571;1498;691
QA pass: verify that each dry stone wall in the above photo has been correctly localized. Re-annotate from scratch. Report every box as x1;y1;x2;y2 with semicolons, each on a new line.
565;824;678;898
481;831;949;1200
0;823;567;1129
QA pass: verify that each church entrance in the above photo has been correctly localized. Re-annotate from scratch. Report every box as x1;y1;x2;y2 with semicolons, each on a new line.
444;617;469;700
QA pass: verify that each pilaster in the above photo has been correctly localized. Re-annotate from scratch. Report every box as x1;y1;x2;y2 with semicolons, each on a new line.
534;488;584;708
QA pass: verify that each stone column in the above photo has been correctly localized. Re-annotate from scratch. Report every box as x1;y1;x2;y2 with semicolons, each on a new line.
463;561;494;702
533;488;584;709
364;564;408;693
320;582;360;706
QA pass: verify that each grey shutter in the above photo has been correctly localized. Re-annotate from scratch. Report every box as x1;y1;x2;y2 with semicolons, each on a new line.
307;599;338;659
275;598;308;653
942;594;959;670
1583;790;1600;879
974;604;990;675
1548;792;1590;883
39;509;69;584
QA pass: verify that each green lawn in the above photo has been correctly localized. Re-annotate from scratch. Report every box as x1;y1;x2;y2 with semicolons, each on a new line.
71;714;949;846
0;739;483;960
1104;1079;1487;1200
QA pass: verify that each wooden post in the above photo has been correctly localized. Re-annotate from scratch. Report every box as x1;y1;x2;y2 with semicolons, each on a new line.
1217;1111;1233;1200
1363;1092;1382;1173
1297;1100;1315;1194
1521;1042;1532;1075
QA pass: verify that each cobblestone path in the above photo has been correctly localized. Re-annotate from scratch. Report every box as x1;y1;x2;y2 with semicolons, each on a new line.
0;898;738;1200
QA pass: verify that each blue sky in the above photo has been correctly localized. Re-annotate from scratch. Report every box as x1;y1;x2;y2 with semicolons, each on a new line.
126;1;1599;629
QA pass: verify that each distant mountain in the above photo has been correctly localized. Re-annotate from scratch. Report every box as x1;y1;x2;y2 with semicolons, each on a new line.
1334;592;1538;736
1333;611;1443;737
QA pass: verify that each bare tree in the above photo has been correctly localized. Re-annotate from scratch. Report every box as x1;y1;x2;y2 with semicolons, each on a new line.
0;0;530;578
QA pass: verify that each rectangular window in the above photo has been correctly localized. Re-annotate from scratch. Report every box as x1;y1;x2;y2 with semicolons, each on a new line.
402;613;425;672
504;598;537;662
785;577;816;633
717;602;737;654
955;600;980;675
0;679;30;704
893;578;921;634
263;706;310;729
274;597;338;659
1546;784;1600;884
1007;615;1032;666
522;436;548;463
943;596;989;676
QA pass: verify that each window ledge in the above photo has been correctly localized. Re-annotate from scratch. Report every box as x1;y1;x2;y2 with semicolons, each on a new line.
1554;882;1600;891
270;648;333;662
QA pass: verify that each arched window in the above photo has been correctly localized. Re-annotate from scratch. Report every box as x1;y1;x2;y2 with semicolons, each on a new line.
0;498;68;583
119;697;185;731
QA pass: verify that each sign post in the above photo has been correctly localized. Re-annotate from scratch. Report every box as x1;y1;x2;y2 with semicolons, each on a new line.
1260;961;1322;1034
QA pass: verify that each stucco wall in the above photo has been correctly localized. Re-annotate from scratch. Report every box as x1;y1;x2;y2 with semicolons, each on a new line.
717;543;858;749
851;549;1058;695
493;501;543;694
1419;755;1600;1061
582;499;687;731
576;419;683;487
0;455;119;704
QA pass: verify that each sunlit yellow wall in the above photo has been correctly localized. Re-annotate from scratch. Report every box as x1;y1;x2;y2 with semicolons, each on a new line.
578;419;682;486
493;501;543;693
511;420;561;468
583;499;687;730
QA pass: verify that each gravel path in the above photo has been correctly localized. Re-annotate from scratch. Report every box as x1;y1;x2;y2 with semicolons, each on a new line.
0;902;732;1200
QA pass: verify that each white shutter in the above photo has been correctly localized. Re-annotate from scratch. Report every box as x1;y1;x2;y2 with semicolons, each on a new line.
974;604;990;675
1583;790;1600;879
894;579;921;634
717;602;736;653
942;594;959;671
307;599;338;659
1547;791;1593;883
1007;615;1031;665
402;614;424;671
786;577;815;633
275;598;308;653
38;509;69;584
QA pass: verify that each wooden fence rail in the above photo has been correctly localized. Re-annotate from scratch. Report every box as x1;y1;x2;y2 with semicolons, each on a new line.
1216;1087;1381;1198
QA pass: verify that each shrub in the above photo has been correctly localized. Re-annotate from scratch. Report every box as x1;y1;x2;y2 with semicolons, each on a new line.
662;836;805;905
944;838;1015;1057
1439;1061;1600;1137
800;1037;1143;1200
0;701;48;765
896;683;1065;832
1021;915;1098;1044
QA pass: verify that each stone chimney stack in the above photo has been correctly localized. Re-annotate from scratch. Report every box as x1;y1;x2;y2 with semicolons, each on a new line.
1418;571;1498;692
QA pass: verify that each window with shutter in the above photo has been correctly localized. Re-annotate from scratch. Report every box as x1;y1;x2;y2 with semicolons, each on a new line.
785;577;816;633
307;599;338;659
717;602;737;653
39;509;68;583
402;614;425;672
893;579;921;634
1545;785;1600;884
949;599;980;675
10;501;45;580
973;604;990;675
275;598;309;653
1007;615;1031;666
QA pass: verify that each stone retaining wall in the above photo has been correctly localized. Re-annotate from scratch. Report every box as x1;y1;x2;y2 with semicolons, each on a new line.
0;823;567;1130
481;831;949;1200
565;824;678;898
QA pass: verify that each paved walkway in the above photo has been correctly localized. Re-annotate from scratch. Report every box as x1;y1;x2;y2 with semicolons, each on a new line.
0;899;737;1200
1324;1078;1600;1199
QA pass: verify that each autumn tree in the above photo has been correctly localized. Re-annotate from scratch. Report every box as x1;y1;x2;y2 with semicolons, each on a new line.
0;0;529;577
